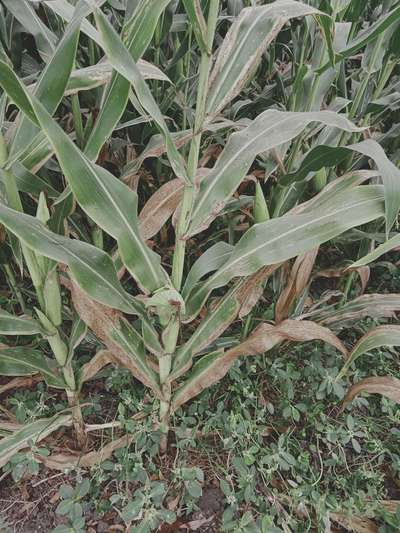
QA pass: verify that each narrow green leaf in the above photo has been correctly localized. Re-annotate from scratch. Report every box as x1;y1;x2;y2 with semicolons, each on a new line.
171;293;240;381
109;319;161;395
281;145;350;187
0;310;42;336
84;0;171;161
351;234;400;267
92;7;188;183
0;413;72;468
182;0;208;54
253;182;270;223
338;326;400;378
182;242;234;300
0;347;65;389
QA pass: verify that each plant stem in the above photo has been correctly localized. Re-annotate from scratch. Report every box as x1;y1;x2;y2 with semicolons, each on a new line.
66;389;86;449
172;0;219;291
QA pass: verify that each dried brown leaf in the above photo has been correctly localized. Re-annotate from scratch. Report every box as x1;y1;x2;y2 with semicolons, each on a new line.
236;264;281;318
275;248;318;323
0;375;43;395
36;434;134;470
172;319;347;411
343;376;400;407
330;512;378;533
70;283;161;396
79;349;115;384
139;179;184;241
227;319;347;359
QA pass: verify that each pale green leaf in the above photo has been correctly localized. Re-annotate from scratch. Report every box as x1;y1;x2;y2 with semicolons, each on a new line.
0;310;42;336
338;325;400;378
92;7;188;183
206;1;322;114
0;413;72;468
186;186;385;319
188;110;364;237
351;234;400;267
0;203;143;316
0;347;65;389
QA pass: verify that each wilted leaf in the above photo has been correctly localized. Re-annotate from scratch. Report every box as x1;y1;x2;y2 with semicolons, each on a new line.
338;325;400;378
342;376;400;407
139;179;183;241
0;413;72;468
318;294;400;328
70;283;162;397
275;248;318;323
172;319;347;410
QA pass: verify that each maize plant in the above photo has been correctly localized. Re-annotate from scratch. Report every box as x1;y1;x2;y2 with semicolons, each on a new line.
0;0;399;464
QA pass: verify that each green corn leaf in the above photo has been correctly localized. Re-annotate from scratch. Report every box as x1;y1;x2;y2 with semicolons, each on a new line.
1;162;58;198
0;412;72;468
185;186;385;319
84;0;171;161
2;0;56;60
0;310;42;336
0;203;143;316
0;346;65;389
64;59;171;96
188;110;364;237
281;139;400;233
351;234;400;267
338;326;400;379
92;6;188;183
182;0;208;54
349;140;400;235
171;292;240;381
182;242;234;300
206;1;322;115
67;315;87;363
109;318;161;396
253;182;270;223
8;3;85;161
317;4;400;74
280;145;351;187
0;60;169;294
